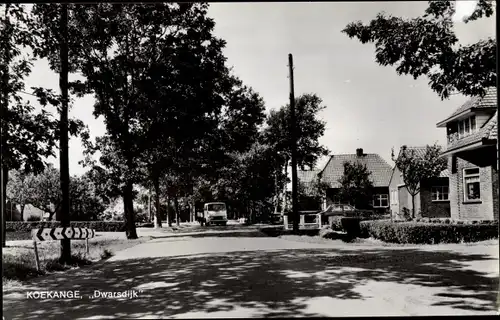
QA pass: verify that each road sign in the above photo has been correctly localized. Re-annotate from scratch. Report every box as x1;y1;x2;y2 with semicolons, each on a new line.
31;227;96;272
31;227;95;241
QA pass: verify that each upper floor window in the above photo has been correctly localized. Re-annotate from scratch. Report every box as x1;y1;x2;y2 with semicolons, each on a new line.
458;116;477;138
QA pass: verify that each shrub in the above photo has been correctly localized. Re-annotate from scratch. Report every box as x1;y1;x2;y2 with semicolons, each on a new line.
402;207;412;221
137;222;154;228
340;217;361;238
359;220;498;244
6;221;126;232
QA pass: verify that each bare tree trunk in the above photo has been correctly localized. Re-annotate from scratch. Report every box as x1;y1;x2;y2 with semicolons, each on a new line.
274;167;279;214
148;187;151;222
190;199;195;223
282;159;288;213
1;3;11;248
153;176;162;228
123;182;138;239
174;195;180;227
411;194;416;219
57;3;72;264
1;166;8;247
166;194;172;227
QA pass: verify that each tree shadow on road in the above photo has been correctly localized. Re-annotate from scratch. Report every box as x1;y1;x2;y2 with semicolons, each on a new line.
3;244;498;319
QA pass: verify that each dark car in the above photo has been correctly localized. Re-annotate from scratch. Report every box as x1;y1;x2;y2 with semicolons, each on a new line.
319;204;374;217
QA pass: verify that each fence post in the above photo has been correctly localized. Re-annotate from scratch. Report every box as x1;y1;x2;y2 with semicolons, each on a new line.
283;215;288;230
300;215;305;227
33;240;40;272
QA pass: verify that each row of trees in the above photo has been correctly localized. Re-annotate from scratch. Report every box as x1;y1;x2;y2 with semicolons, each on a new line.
1;3;329;249
7;165;106;221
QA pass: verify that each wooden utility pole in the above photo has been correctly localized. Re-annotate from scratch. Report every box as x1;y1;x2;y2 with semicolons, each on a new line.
288;53;299;233
58;4;71;263
1;3;11;248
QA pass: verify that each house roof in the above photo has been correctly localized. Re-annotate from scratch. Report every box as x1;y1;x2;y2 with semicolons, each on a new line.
443;111;498;154
298;170;320;183
297;170;320;194
392;145;449;182
439;169;450;178
436;87;497;127
319;153;393;188
401;146;428;158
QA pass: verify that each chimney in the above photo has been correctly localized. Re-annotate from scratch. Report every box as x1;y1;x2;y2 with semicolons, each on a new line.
356;148;364;157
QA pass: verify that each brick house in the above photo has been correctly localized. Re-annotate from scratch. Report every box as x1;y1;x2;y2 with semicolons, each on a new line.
436;87;498;221
389;146;450;219
312;148;393;212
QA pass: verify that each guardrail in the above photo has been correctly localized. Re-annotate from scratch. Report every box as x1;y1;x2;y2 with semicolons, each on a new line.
283;213;322;230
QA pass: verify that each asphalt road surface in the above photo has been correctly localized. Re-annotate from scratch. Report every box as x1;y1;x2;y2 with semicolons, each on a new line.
3;227;499;319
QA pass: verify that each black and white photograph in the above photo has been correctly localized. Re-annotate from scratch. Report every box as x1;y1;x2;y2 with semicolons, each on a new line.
1;1;498;318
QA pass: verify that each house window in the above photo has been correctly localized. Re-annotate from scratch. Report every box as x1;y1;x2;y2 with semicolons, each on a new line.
373;194;389;208
431;186;449;201
470;116;476;131
463;168;481;202
458;116;477;138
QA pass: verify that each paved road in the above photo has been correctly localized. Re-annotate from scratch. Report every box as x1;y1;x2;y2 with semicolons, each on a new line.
3;227;499;319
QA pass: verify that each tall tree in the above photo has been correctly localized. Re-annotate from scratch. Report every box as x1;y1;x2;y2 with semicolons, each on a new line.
342;0;496;99
338;161;374;209
6;170;35;217
31;3;82;261
24;164;60;220
263;93;329;170
132;5;261;228
392;144;447;219
263;93;329;217
1;4;59;247
81;133;141;237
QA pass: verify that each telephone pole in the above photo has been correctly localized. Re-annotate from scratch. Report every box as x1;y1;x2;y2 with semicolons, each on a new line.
288;54;299;233
58;4;71;263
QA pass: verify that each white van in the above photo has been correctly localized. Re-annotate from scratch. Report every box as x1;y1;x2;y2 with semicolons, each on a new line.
203;202;228;226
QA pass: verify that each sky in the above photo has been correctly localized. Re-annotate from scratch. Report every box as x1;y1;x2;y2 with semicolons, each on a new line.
22;1;495;176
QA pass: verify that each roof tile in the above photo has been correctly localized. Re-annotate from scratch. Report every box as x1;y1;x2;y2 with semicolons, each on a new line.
298;170;320;194
397;145;449;179
441;87;497;123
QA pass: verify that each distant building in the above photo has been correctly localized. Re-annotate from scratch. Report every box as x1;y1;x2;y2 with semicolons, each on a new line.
389;146;450;219
295;148;393;212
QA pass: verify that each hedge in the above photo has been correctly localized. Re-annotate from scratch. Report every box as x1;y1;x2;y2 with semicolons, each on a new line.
330;215;387;231
6;221;126;232
359;220;499;244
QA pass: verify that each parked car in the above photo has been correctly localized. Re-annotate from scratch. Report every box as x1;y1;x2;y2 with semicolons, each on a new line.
319;204;374;217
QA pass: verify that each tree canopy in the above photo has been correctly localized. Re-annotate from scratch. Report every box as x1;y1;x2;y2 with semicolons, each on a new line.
342;0;496;99
338;161;374;209
392;144;447;218
263;93;329;170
